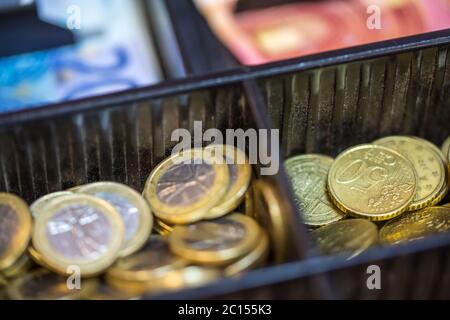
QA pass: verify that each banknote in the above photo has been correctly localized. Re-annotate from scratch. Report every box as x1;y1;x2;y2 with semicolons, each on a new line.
195;0;450;65
0;0;162;112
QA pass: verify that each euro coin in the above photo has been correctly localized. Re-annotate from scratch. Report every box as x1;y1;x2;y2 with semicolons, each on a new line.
224;230;269;276
0;193;32;271
32;194;124;277
312;219;378;259
6;269;97;300
143;148;229;224
153;218;173;235
76;182;153;257
328;144;416;220
30;191;74;218
169;213;261;266
106;236;187;283
373;136;447;210
151;266;221;293
285;154;346;226
28;245;51;269
379;206;450;244
0;251;32;279
252;180;287;263
441;136;450;162
204;144;252;219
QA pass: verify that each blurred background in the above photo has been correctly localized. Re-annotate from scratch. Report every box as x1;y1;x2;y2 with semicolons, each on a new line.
1;0;449;112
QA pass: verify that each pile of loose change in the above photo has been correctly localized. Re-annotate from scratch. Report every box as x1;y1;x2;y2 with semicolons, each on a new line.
0;145;269;300
285;135;450;259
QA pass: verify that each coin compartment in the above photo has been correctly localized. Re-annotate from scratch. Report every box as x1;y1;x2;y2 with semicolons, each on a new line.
0;77;321;298
253;36;450;298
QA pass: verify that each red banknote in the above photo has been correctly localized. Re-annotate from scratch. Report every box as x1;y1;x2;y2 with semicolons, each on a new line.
195;0;450;65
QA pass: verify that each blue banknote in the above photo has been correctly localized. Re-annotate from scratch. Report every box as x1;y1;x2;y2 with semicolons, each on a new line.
0;0;161;112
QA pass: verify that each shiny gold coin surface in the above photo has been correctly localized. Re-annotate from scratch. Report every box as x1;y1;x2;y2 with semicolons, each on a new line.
379;206;450;244
76;182;153;257
0;273;7;288
169;213;260;266
151;266;221;293
106;236;187;282
143;148;229;225
153;218;174;235
28;245;51;269
32;194;124;277
374;136;447;210
285;154;346;226
204;144;252;219
108;266;221;296
30;191;74;218
1;251;32;279
7;269;97;300
312;219;378;259
252;180;287;263
441;136;450;162
328;144;416;220
224;230;269;277
0;193;32;271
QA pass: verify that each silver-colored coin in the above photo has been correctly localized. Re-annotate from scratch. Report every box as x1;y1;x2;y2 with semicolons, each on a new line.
94;192;139;242
46;204;112;260
0;205;19;257
182;220;247;251
156;163;215;206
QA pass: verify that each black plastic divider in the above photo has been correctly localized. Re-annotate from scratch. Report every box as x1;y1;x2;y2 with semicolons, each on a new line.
0;74;323;299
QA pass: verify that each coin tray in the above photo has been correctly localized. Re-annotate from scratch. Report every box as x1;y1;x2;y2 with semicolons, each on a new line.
0;0;449;299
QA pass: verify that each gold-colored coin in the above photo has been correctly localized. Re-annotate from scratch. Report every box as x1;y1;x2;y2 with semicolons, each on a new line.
373;136;447;210
312;219;378;259
143;148;229;225
224;230;269;277
150;266;221;293
76;182;153;257
243;187;255;218
0;273;8;287
379;206;450;244
0;193;32;271
441;203;450;208
169;213;261;266
328;144;416;220
30;191;74;218
153;218;174;235
441;136;450;162
0;251;32;279
285;154;346;226
28;245;51;269
32;194;124;277
252;180;287;263
7;269;97;300
106;236;187;283
204;144;252;219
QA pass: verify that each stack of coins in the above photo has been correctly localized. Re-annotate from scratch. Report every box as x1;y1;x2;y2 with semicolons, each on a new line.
0;144;270;299
286;136;450;259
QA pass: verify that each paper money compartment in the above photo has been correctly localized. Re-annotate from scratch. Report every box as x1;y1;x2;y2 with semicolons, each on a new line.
0;80;312;297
